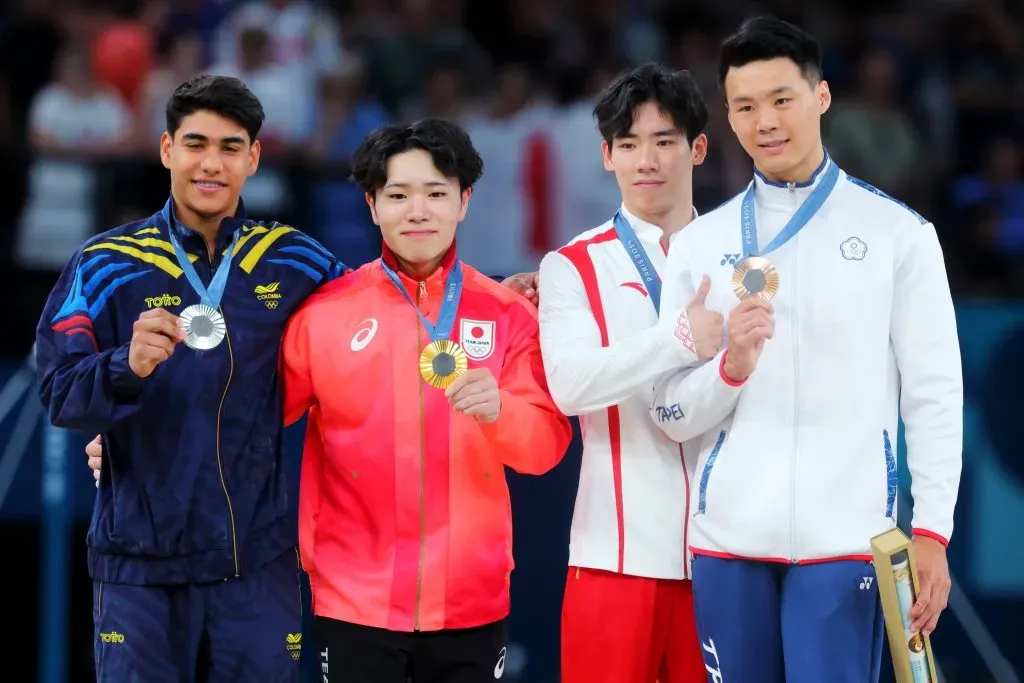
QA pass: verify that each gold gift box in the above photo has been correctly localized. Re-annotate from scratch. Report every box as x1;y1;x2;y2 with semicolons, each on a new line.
870;528;939;683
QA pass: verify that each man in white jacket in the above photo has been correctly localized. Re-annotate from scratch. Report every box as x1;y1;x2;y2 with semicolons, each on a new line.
538;63;732;683
651;16;962;683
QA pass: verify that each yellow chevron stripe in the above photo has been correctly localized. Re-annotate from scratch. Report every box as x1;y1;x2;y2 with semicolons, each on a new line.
83;243;191;277
108;235;202;261
232;226;270;257
133;227;160;236
240;226;295;273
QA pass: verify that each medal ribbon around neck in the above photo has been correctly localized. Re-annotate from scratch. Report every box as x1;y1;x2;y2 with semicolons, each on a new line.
732;160;840;301
381;258;468;389
740;159;840;260
167;223;241;350
613;211;662;314
168;228;239;311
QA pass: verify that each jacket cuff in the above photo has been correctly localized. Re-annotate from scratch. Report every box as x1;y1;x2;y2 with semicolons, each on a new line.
719;350;748;386
912;527;949;548
108;344;149;399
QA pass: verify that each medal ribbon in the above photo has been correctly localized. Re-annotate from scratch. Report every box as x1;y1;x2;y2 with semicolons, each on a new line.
613;211;662;314
740;159;840;258
168;228;239;309
381;258;464;342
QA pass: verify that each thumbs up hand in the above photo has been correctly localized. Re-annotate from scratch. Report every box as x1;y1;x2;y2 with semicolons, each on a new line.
672;275;724;361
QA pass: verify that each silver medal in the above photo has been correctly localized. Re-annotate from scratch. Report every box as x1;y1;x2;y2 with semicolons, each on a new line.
180;304;227;350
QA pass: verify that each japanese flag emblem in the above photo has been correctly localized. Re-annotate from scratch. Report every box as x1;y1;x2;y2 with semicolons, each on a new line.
460;319;496;360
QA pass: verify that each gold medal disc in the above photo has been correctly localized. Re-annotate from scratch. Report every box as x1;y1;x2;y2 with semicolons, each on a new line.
419;340;468;390
731;256;780;301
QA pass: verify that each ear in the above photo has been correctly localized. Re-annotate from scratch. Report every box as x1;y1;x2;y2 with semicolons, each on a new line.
364;192;379;225
458;187;472;222
691;133;709;166
247;139;261;177
818;80;832;116
602;140;614;172
159;131;173;170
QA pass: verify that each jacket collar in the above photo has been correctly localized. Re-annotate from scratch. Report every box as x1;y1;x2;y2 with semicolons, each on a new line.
159;195;249;252
751;149;836;210
381;240;459;294
619;204;699;248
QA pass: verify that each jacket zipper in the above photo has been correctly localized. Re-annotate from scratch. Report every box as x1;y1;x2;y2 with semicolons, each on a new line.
209;244;239;577
788;182;799;564
414;279;428;630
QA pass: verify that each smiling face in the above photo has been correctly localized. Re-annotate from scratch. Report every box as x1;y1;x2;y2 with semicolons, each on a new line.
724;57;830;182
160;109;260;226
602;101;707;220
367;148;470;274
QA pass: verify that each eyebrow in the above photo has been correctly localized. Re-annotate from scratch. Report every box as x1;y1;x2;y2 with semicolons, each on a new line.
731;86;796;103
181;132;247;145
618;129;682;139
383;181;453;189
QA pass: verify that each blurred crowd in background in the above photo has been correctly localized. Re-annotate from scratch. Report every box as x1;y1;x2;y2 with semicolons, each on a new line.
0;0;1023;335
2;2;1024;681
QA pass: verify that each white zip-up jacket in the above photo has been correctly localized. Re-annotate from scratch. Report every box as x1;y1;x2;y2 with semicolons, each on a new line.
651;155;963;563
539;206;701;580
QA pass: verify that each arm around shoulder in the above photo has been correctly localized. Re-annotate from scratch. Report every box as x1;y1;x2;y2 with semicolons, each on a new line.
280;304;317;426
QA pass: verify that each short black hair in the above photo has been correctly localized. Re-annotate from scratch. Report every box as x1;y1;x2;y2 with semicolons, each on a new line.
718;16;822;89
592;63;708;146
165;75;265;143
351;118;484;196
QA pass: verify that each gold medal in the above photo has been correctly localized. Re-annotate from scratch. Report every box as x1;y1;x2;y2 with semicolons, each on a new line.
731;256;780;301
419;340;468;390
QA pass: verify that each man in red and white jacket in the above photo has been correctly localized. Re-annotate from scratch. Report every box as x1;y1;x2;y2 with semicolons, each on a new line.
538;64;732;683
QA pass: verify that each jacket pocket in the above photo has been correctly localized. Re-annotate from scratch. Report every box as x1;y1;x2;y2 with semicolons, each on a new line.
883;429;897;520
696;430;727;516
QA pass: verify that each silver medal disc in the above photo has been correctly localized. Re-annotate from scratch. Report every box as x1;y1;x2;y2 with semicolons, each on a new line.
180;304;227;351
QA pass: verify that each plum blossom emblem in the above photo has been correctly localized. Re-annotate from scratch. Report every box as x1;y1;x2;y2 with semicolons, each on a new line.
840;237;867;261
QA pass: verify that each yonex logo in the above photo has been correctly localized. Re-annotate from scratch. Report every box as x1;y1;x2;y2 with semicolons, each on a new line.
350;318;379;352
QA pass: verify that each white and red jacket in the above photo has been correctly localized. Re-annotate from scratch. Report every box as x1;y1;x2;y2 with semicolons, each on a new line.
651;155;963;563
538;206;700;580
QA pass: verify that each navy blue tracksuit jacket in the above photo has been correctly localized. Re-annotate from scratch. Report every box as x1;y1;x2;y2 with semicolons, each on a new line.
35;198;345;586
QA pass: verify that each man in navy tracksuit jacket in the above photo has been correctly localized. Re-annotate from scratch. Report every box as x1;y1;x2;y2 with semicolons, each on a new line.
36;75;344;682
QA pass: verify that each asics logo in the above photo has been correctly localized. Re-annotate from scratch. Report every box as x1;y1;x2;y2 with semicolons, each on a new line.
493;646;506;679
350;318;378;352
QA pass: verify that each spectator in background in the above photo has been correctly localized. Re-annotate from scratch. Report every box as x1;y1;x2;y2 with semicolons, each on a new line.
28;43;132;155
308;61;390;266
824;46;922;201
90;9;155;110
208;25;307;154
134;31;203;147
459;63;557;277
953;138;1024;254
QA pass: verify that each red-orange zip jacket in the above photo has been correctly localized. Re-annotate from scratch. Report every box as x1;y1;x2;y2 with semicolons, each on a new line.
281;246;572;631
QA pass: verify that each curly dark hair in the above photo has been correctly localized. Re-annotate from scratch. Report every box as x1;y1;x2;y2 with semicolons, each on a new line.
350;118;484;196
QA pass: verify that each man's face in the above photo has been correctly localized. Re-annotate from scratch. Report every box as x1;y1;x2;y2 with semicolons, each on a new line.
367;149;469;270
160;110;260;222
724;57;830;180
603;101;706;218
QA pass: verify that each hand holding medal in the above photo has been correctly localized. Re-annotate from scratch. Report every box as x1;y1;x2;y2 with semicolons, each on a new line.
129;308;188;378
445;368;502;423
